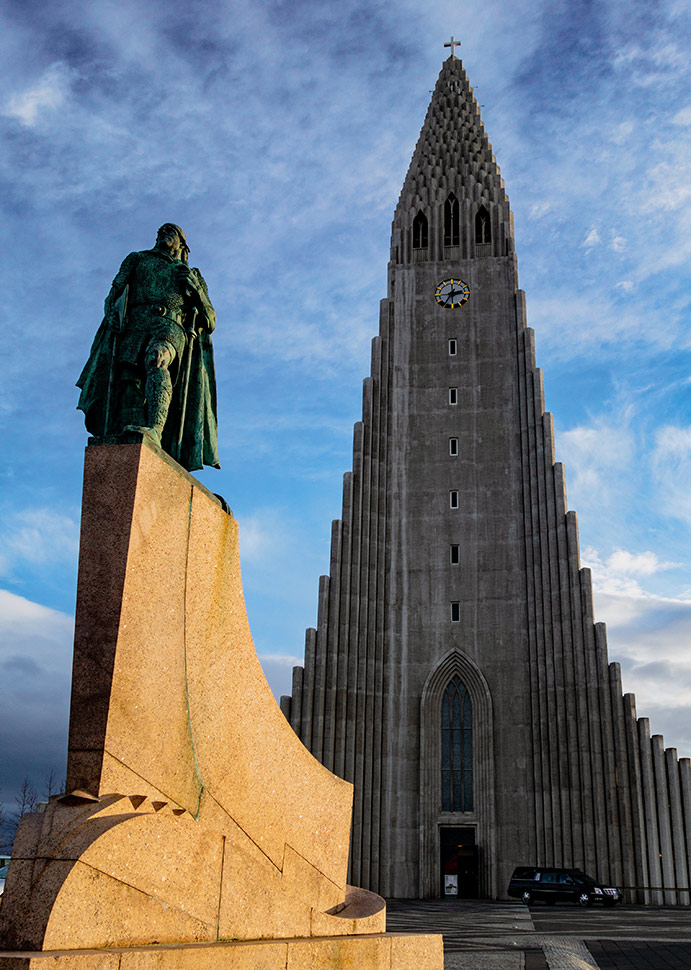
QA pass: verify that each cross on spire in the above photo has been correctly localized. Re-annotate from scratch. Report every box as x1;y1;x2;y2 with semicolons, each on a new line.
444;35;461;59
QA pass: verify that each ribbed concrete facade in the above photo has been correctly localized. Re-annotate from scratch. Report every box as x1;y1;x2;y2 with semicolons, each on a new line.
280;57;691;902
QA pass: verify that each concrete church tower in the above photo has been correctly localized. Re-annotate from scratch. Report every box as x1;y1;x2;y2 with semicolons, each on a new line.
281;52;691;902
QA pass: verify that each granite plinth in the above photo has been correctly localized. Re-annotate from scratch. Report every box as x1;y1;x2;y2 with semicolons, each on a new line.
0;440;441;969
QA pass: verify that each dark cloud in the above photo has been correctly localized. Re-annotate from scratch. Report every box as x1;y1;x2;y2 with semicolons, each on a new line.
1;655;42;677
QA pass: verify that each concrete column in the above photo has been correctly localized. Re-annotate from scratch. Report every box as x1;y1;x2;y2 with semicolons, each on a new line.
322;519;343;772
622;694;650;903
554;462;584;869
310;575;331;762
355;377;375;888
279;695;291;721
566;512;596;875
665;747;689;904
680;759;691;893
651;736;676;904
364;336;386;893
608;664;636;898
517;325;546;865
542;414;572;863
595;624;623;887
370;310;392;894
290;665;303;736
343;423;365;888
638;719;663;904
300;627;317;752
578;570;608;879
344;423;364;792
527;368;561;865
333;470;354;779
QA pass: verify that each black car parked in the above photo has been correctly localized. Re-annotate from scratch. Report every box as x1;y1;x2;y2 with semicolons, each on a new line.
508;866;621;907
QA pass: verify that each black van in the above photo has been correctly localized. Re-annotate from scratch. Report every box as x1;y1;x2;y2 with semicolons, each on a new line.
508;866;621;907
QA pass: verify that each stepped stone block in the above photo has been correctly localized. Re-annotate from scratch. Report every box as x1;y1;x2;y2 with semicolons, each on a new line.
0;439;441;969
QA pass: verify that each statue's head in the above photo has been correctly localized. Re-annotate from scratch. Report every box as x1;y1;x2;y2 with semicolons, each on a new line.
155;223;190;262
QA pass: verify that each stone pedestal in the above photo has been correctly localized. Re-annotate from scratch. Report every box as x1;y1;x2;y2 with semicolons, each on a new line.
0;439;442;969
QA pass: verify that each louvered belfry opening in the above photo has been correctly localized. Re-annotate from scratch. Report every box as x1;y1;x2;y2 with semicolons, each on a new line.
413;210;429;249
444;193;460;247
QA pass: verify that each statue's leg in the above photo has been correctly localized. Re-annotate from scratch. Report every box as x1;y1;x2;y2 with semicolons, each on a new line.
117;364;146;431
139;340;176;445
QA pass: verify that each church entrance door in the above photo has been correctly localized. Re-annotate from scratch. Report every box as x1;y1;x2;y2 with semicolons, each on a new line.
439;826;478;898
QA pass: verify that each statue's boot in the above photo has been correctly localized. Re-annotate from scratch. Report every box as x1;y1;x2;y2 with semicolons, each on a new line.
124;366;172;447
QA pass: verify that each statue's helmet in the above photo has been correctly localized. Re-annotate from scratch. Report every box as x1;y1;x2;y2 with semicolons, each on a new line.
157;223;190;259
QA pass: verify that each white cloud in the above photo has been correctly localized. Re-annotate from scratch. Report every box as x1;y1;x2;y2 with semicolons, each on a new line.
557;421;634;505
583;227;601;248
654;424;691;459
672;105;691;126
611;121;634;144
0;507;79;578
611;235;626;252
237;509;292;565
607;547;679;577
0;588;73;649
529;201;551;217
4;62;77;126
584;546;680;598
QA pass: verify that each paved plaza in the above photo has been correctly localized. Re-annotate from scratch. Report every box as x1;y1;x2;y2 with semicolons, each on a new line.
385;899;691;969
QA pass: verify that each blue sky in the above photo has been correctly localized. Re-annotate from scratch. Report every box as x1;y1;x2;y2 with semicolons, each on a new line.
1;0;690;815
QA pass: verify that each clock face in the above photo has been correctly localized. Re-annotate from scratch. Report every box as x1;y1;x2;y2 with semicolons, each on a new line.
435;278;470;309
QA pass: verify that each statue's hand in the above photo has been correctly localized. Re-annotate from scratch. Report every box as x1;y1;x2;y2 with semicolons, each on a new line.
176;264;202;300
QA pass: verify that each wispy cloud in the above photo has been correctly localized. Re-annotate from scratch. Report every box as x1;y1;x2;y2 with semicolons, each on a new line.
4;62;77;126
557;420;635;506
652;425;691;525
583;227;601;249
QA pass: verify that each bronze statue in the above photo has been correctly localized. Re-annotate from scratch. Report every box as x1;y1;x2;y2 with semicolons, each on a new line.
76;224;220;471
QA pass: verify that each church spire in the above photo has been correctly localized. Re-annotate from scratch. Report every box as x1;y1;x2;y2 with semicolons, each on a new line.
392;56;513;262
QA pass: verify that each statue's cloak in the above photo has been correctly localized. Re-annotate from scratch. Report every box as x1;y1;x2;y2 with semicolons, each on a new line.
76;318;220;472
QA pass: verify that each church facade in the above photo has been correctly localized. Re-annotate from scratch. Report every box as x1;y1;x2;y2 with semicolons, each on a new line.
279;55;691;903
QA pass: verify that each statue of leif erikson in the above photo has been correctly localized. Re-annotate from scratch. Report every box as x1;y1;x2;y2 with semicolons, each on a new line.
76;223;220;472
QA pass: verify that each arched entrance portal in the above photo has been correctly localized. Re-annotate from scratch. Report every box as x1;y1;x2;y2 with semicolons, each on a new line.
440;826;478;898
419;649;495;898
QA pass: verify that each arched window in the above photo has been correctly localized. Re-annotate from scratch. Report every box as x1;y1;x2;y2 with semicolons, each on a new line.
444;193;459;247
474;206;491;245
412;210;428;249
441;675;472;811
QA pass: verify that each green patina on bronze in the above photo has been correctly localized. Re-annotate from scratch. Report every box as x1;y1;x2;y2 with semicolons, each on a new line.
76;224;220;472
